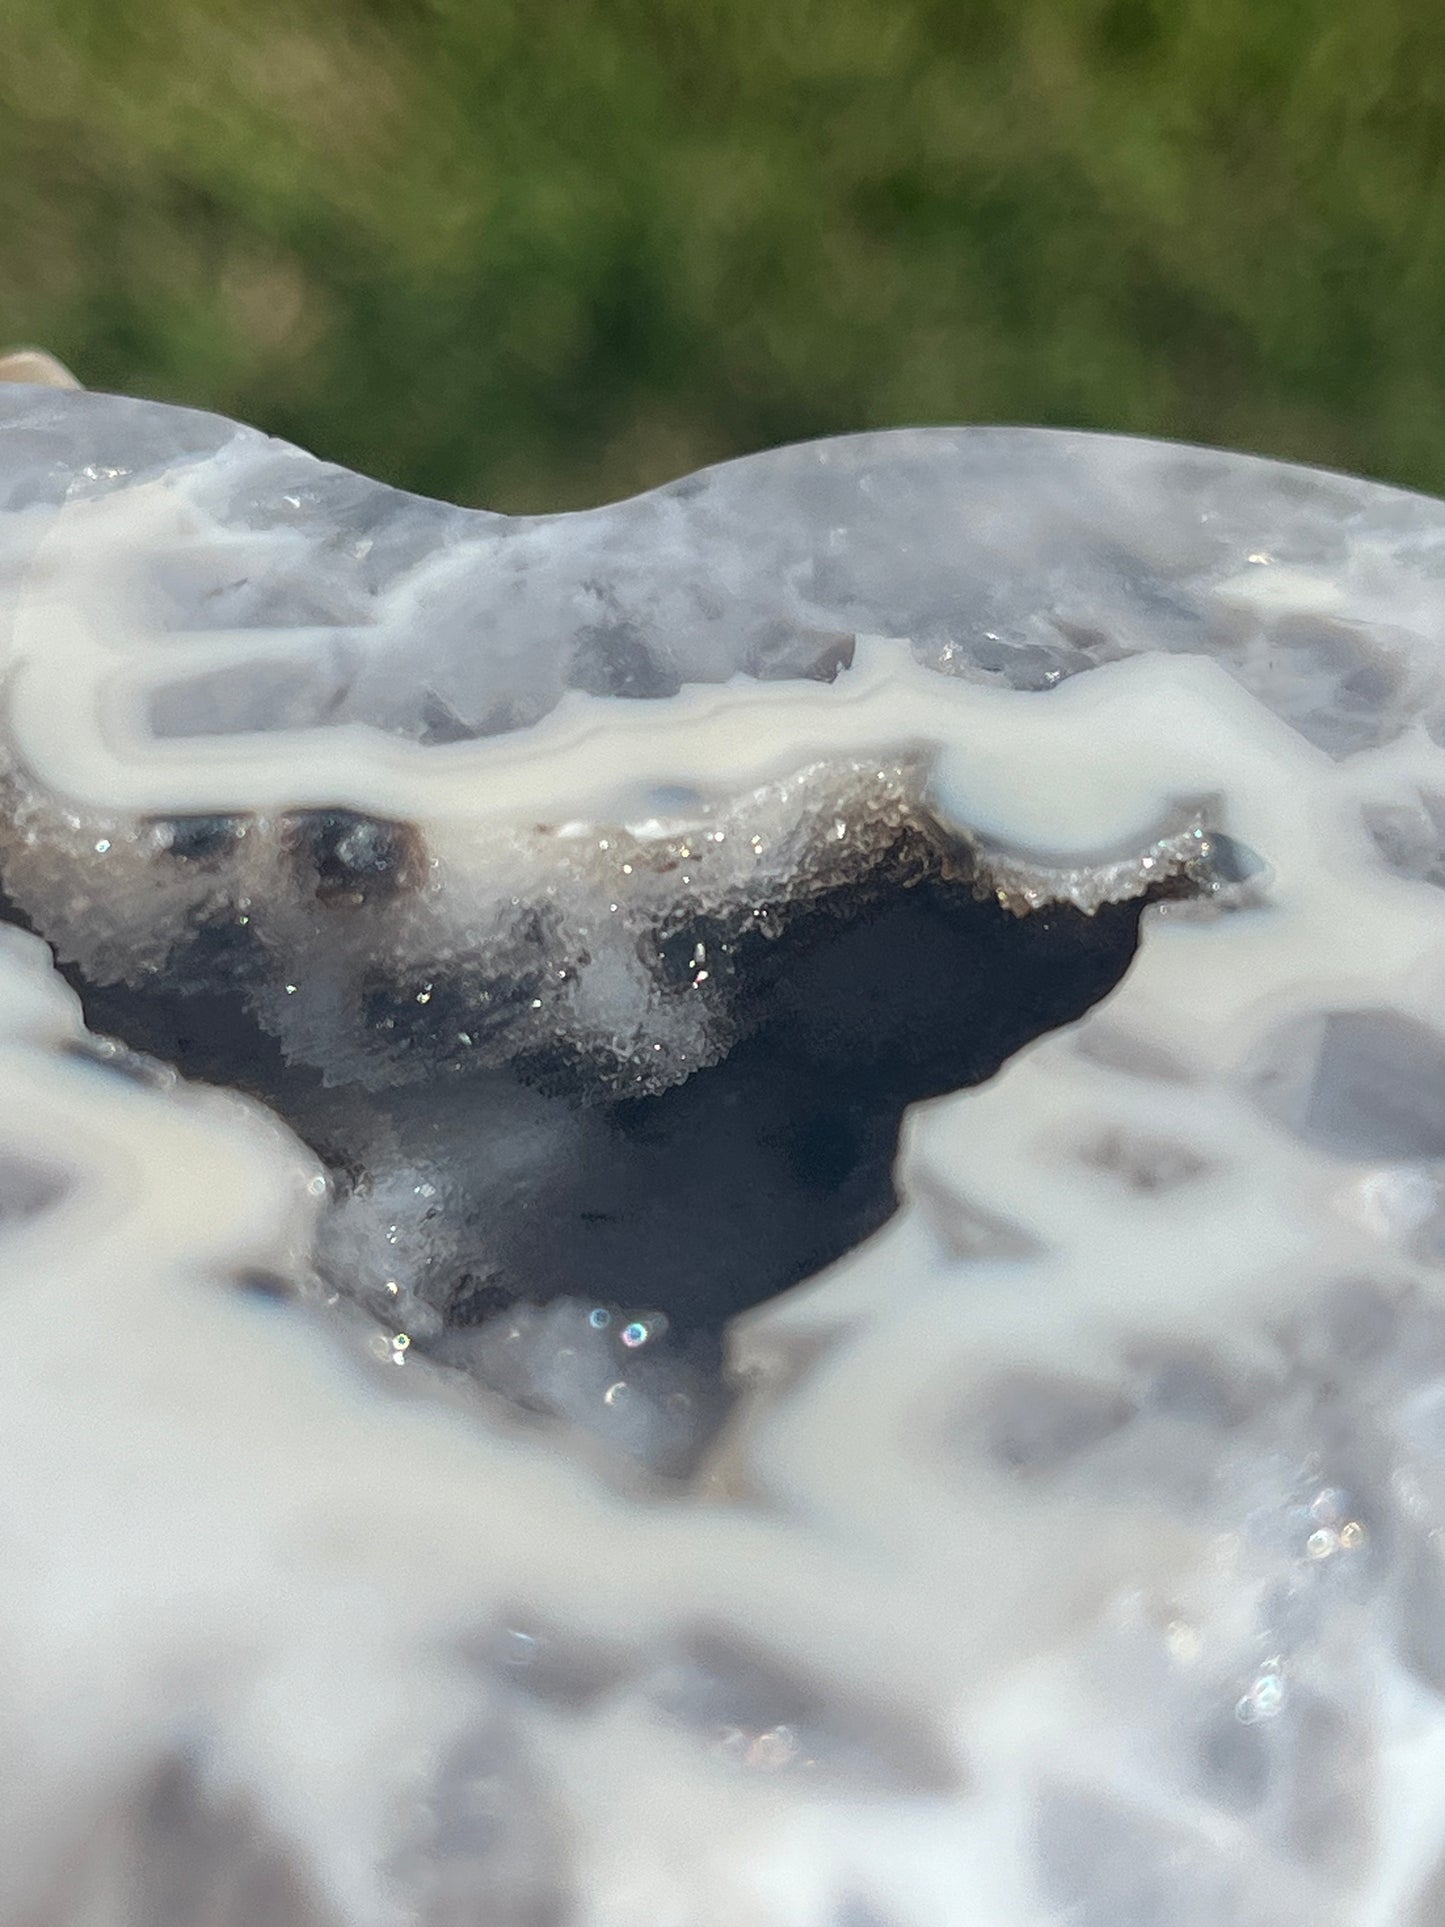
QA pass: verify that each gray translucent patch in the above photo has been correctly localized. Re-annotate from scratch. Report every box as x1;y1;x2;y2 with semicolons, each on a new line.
384;1714;568;1927
1247;1008;1445;1160
149;652;356;737
1195;1700;1273;1812
1072;1024;1197;1083
1190;1690;1369;1870
30;1752;341;1927
0;429;84;513
651;1629;956;1791
1411;1848;1445;1926
473;1618;633;1711
1035;1786;1245;1927
829;1899;893;1927
0;1153;68;1227
1237;614;1406;758
1363;792;1445;890
1071;1128;1214;1194
975;1371;1136;1477
141;540;379;632
1395;1526;1445;1694
1127;1345;1253;1429
1284;1276;1407;1374
905;1168;1046;1261
1278;1695;1371;1870
568;614;684;700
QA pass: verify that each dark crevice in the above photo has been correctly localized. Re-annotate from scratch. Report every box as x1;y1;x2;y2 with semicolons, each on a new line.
4;868;1150;1338
487;879;1149;1329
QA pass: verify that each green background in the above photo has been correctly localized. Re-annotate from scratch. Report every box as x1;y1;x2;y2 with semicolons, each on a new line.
3;0;1442;511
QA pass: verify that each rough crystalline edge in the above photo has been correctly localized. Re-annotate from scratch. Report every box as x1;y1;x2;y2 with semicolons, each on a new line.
6;388;1445;1922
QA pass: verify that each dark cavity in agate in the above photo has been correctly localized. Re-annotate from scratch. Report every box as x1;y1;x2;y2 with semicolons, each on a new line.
5;826;1151;1339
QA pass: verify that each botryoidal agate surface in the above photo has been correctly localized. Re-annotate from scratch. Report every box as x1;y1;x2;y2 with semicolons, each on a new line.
5;380;1445;1925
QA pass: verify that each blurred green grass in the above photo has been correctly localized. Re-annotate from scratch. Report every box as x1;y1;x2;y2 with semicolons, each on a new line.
2;0;1442;510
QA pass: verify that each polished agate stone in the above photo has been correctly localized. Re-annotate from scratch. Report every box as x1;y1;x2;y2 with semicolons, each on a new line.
4;375;1445;1925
